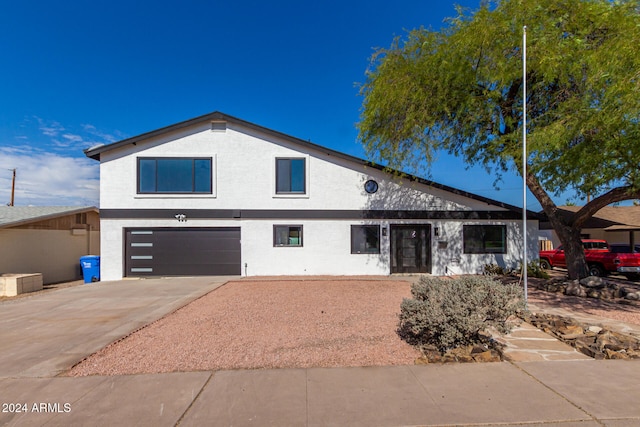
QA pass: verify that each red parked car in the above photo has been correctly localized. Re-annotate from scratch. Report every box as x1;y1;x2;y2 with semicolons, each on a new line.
539;239;640;279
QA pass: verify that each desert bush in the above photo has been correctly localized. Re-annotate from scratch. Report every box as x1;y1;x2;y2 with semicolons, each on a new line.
482;263;508;276
398;276;525;352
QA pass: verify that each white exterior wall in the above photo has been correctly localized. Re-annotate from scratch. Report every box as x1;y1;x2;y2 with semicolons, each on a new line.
100;217;538;280
434;219;539;275
98;120;538;281
242;220;390;276
99;123;498;211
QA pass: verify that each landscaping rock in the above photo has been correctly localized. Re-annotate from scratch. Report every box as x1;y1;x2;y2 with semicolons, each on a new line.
580;276;606;288
565;280;587;297
605;348;627;359
528;274;640;304
527;313;640;360
472;349;501;363
587;325;603;334
599;287;616;300
626;291;640;301
586;288;601;299
416;343;502;364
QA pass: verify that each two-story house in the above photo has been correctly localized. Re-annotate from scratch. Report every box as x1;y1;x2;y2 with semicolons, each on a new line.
84;111;539;281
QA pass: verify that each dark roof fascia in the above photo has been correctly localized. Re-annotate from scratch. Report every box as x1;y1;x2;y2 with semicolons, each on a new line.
83;111;231;160
83;111;539;218
0;206;99;229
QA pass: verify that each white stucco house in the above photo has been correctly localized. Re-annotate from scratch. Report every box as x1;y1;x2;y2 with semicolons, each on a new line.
84;111;539;281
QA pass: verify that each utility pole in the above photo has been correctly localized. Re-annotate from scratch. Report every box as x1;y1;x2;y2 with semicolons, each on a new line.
9;168;16;206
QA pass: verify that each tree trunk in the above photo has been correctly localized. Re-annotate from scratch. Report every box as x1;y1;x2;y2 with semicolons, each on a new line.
525;173;589;279
525;175;640;279
546;211;589;279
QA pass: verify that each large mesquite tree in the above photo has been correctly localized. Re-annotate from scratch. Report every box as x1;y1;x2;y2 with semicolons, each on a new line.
358;0;640;279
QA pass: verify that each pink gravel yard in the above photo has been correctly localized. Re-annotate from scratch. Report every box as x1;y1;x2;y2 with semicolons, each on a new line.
68;278;421;376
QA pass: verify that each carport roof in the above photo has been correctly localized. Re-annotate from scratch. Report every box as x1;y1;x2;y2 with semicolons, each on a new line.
0;206;98;229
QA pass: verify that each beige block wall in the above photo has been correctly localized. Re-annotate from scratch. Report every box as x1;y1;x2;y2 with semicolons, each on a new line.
0;229;100;284
0;273;43;296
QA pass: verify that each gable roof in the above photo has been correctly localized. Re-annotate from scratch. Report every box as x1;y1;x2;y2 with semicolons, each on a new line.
0;206;98;229
557;205;640;231
84;111;540;217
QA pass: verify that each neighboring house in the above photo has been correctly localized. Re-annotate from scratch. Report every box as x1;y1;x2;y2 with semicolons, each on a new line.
84;111;539;281
0;206;100;284
540;205;640;250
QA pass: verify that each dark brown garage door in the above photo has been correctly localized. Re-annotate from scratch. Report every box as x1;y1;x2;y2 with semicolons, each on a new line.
125;227;241;276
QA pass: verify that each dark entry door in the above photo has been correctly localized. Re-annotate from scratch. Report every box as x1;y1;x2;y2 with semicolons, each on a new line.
125;227;241;277
390;225;431;274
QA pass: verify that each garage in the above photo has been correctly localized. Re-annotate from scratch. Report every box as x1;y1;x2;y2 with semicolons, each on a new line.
124;227;241;276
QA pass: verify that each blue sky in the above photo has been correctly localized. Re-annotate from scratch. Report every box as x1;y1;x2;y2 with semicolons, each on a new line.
0;0;572;209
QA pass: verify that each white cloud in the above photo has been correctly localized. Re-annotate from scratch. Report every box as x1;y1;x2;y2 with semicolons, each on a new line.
0;117;126;206
0;147;99;207
62;133;84;143
30;117;124;151
36;118;65;137
82;123;122;144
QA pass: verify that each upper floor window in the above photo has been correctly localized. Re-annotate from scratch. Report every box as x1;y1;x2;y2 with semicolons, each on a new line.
276;158;305;194
138;158;212;194
463;224;507;254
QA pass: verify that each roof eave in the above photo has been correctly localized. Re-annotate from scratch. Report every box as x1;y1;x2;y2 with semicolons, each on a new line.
0;206;99;229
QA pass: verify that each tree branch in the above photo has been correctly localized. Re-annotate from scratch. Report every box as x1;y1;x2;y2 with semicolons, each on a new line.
525;172;558;218
572;186;640;229
499;78;522;135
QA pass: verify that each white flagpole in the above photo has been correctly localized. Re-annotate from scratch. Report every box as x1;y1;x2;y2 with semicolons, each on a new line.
522;25;528;306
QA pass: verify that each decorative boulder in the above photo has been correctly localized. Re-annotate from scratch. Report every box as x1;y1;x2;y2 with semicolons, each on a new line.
580;276;606;289
565;280;587;297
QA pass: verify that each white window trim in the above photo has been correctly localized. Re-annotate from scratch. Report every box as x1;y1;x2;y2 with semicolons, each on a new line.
134;154;217;199
272;154;310;199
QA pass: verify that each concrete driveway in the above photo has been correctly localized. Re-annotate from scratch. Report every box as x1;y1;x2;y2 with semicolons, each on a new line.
0;277;233;378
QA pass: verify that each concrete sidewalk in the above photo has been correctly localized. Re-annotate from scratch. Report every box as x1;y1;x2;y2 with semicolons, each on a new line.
1;360;639;426
1;276;639;426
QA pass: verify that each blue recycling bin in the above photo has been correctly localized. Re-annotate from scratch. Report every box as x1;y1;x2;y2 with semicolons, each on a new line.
80;255;100;283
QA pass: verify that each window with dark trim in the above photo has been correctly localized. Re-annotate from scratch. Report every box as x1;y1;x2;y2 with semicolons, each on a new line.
463;225;507;254
351;225;380;254
138;158;212;194
273;225;303;247
276;158;305;194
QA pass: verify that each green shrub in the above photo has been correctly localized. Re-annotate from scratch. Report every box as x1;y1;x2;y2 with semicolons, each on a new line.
398;276;525;352
526;260;550;279
483;261;550;279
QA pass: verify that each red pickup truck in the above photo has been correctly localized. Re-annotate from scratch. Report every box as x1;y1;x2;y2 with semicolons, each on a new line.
539;239;640;279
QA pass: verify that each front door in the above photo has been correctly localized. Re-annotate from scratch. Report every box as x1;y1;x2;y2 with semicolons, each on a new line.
390;225;432;274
